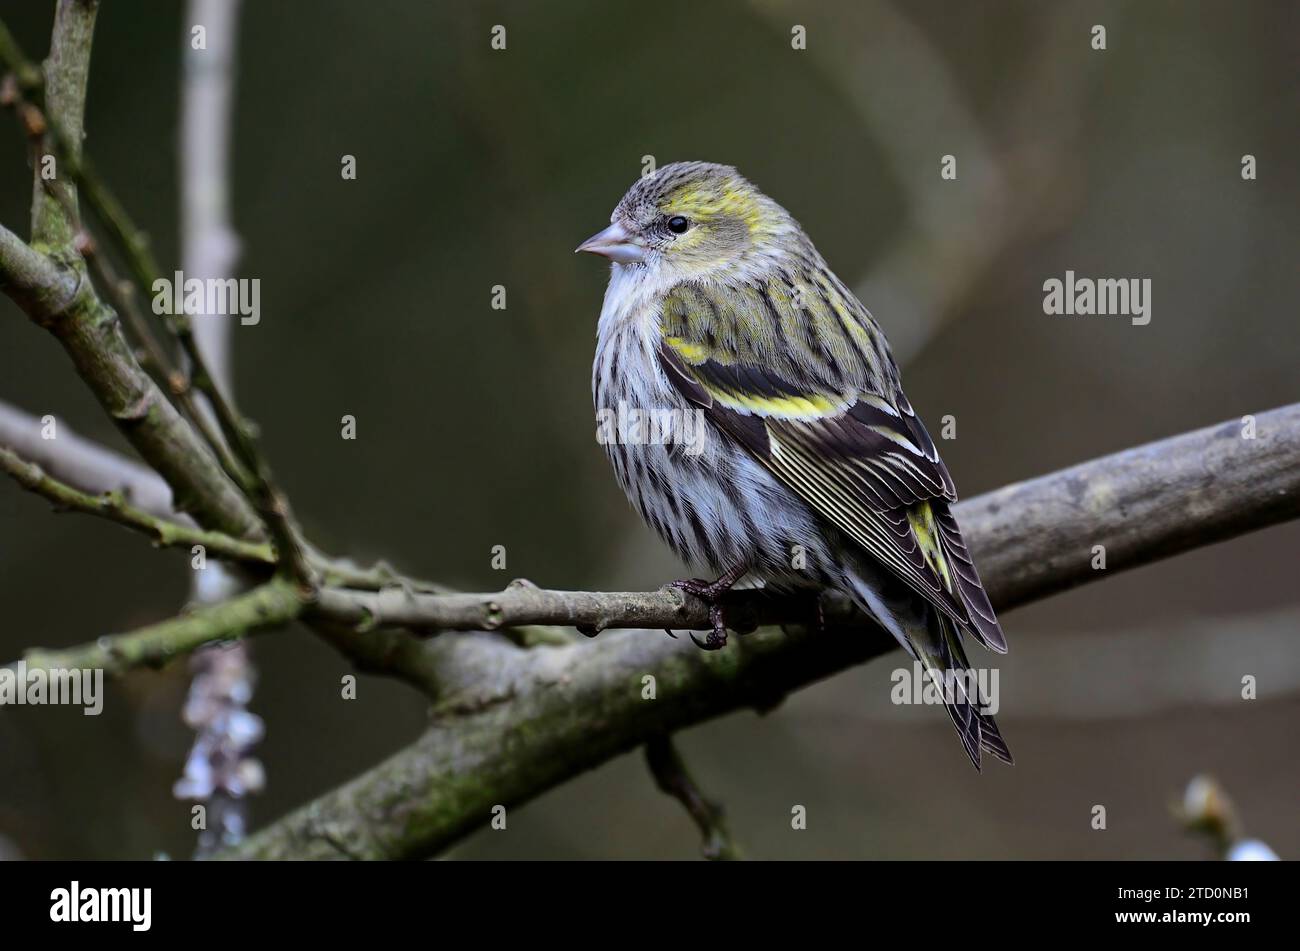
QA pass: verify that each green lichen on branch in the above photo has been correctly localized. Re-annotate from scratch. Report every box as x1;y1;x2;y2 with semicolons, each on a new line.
19;577;303;677
0;445;274;565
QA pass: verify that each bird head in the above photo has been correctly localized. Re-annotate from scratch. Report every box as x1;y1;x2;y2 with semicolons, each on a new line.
577;162;799;281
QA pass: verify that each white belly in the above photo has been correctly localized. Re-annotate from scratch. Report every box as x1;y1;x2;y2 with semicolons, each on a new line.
590;267;832;585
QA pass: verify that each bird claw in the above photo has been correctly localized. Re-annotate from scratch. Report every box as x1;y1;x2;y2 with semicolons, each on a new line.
669;566;745;652
689;629;727;651
686;603;729;651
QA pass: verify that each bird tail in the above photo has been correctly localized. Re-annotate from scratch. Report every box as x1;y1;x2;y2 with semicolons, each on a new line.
842;566;1012;770
919;613;1013;770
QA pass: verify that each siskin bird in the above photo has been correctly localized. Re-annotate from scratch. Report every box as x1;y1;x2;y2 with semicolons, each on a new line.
578;162;1011;769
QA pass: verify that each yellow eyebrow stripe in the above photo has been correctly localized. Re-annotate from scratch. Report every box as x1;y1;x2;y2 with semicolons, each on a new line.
662;180;766;234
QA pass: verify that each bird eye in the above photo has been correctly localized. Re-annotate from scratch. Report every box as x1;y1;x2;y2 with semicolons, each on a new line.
667;215;690;235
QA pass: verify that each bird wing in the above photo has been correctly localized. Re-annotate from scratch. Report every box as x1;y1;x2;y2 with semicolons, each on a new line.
657;277;1005;653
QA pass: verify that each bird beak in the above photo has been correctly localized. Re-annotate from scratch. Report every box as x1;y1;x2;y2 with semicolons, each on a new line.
575;221;645;264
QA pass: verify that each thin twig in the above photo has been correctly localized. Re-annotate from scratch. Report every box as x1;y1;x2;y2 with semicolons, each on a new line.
310;554;451;593
0;401;175;518
645;736;742;860
77;232;246;480
1;9;308;582
0;19;43;91
0;8;164;292
0;444;273;565
0;68;253;485
0;401;444;593
0;8;264;539
18;577;303;676
0;397;454;583
313;579;835;637
27;0;97;248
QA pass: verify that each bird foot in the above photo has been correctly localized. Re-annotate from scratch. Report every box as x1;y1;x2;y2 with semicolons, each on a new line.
669;578;732;651
670;576;732;602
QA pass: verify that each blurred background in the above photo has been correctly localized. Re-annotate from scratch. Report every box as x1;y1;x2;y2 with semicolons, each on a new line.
0;0;1296;859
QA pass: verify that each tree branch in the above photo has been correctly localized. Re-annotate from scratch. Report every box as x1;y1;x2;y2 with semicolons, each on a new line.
0;403;447;598
15;235;263;537
217;403;1300;859
0;444;273;565
2;15;254;486
306;404;1300;636
19;577;302;676
0;401;175;518
645;736;742;860
0;220;77;313
0;8;264;540
1;7;168;314
20;404;1298;693
30;0;98;247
